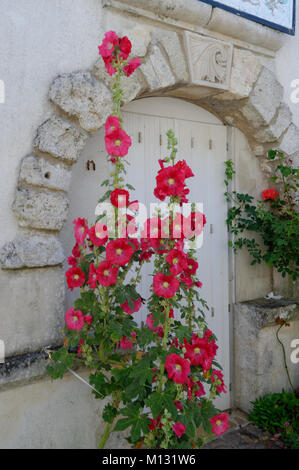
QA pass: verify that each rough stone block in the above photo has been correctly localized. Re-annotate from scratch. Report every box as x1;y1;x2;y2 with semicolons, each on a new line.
13;188;69;231
140;45;176;92
254;104;292;143
0;234;64;269
228;48;262;100
19;155;72;192
153;29;189;83
241;67;283;129
0;267;65;357
49;72;113;132
234;299;299;412
124;25;151;58
34;116;87;163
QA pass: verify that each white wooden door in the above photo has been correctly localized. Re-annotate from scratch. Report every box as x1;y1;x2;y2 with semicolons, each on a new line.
123;98;230;410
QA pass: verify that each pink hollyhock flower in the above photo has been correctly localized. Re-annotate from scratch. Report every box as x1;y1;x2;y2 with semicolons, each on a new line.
105;128;132;157
184;258;198;275
121;297;142;314
73;218;88;246
194;380;206;398
179;273;193;288
148;414;162;431
98;31;119;58
173;422;186;439
210;413;230;436
103;56;117;76
211;370;227;394
87;263;97;289
174;160;194;179
123;58;141;76
72;243;81;258
119;35;132;59
155;166;186;198
153;273;179;298
105;115;120;135
106;238;134;266
89;223;109;246
110;188;130;208
184;336;216;371
84;315;93;325
96;260;118;286
166;249;187;275
262;188;279;200
165;353;190;384
65;308;84;331
66;266;85;291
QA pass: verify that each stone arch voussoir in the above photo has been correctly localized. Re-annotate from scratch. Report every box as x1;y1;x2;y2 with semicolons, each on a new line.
1;27;298;270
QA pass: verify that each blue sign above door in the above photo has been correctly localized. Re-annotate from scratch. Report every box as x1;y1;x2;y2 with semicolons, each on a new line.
200;0;295;35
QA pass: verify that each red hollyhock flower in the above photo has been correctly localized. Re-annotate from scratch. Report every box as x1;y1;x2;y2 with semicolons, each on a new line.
73;218;88;246
119;35;132;59
184;258;198;275
110;188;130;208
103;56;117;76
77;338;84;355
184;336;216;371
72;243;81;258
262;188;279;200
210;413;230;436
118;332;136;349
123;58;141;76
121;297;142;314
67;256;78;267
105;128;132;157
84;315;93;325
180;273;193;288
96;260;118;286
174;400;183;410
166;249;187;275
106;238;134;266
174;160;194;179
98;31;119;58
153;273;179;298
87;263;97;289
105;115;120;135
173;422;186;439
165;353;190;384
211;370;227;394
65;308;84;331
66;266;85;291
146;313;164;337
194;380;206;398
89;223;109;246
155;166;185;198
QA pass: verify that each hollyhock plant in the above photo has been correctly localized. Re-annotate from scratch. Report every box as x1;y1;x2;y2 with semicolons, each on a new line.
47;31;228;451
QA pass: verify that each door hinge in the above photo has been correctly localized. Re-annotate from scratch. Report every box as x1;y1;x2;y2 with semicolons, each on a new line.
229;383;232;392
191;137;194;149
228;304;231;312
138;131;142;143
159;134;162;146
209;139;212;150
210;224;214;234
211;307;215;317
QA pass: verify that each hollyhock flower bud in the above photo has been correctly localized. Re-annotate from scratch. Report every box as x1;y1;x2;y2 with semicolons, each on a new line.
105;128;132;157
96;260;118;286
87;263;97;289
262;188;279;200
105;115;120;135
84;315;93;325
210;370;227;394
153;273;179;298
123;58;141;77
210;413;230;436
65;266;85;291
165;353;190;384
65;308;84;331
110;188;130;208
173;422;186;438
106;238;134;266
